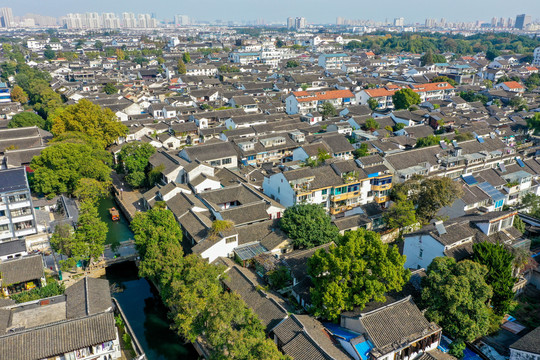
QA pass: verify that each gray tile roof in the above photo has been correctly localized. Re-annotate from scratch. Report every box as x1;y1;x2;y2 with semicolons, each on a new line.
510;326;540;354
0;254;44;286
0;312;116;360
65;277;113;319
0;239;26;257
223;266;287;331
360;297;440;355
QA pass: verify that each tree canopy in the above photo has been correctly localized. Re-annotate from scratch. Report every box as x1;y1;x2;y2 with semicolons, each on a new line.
131;208;289;360
526;113;540;134
8;112;46;129
103;83;118;95
50;98;127;148
421;257;493;342
30;142;112;198
392;176;462;222
473;242;516;315
182;52;191;63
320;102;337;118
51;200;107;270
392;88;421;110
117;142;156;188
308;229;409;321
10;85;28;104
177;58;186;74
363;117;380;131
280;204;340;248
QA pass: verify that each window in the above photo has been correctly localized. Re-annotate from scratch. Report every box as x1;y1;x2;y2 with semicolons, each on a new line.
222;158;232;165
225;236;236;244
501;216;513;230
419;249;423;259
0;224;9;231
321;189;328;195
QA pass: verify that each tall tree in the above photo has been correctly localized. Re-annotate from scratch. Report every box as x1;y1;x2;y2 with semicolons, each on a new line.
117;142;156;188
421;258;493;342
392;88;421;110
50;98;127;148
308;229;410;321
280;204;340;249
383;193;417;230
320;102;337;118
393;176;462;222
74;200;107;265
30;142;112;198
73;177;111;204
177;58;186;75
526;113;540;135
103;83;118;95
182;52;191;63
10;85;28;104
367;98;378;110
473;242;517;315
8;112;46;129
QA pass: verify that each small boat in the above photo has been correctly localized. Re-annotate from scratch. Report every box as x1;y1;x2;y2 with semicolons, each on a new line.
109;207;120;221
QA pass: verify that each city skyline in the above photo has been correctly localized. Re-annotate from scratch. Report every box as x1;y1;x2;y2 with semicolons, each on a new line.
5;0;540;24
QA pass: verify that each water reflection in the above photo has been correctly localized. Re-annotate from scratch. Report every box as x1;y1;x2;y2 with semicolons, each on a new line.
104;262;199;360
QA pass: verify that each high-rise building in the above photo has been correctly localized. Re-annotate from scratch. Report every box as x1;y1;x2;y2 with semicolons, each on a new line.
102;13;120;28
122;12;137;28
174;15;190;26
394;17;404;27
0;7;14;28
515;14;531;30
425;18;435;28
294;17;306;29
287;17;294;29
491;17;497;27
533;47;540;66
336;17;344;26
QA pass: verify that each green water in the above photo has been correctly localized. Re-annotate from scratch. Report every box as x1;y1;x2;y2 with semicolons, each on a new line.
97;196;134;247
104;262;200;360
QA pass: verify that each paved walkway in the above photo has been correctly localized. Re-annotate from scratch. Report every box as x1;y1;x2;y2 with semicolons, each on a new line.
110;172;145;221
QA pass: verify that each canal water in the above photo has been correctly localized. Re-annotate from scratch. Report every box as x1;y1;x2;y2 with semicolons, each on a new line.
104;261;200;360
97;196;134;247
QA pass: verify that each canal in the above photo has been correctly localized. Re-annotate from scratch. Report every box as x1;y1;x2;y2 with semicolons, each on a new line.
97;196;134;247
104;261;200;360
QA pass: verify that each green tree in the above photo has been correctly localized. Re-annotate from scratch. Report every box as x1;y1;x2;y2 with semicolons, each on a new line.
344;40;362;50
267;266;292;290
275;39;285;48
286;60;299;68
421;257;493;342
416;135;441;148
73;177;111;204
393;176;462;222
43;48;56;60
50;98;127;148
473;241;517;315
431;76;457;86
94;40;103;50
509;97;528;111
486;49;500;61
182;52;191;63
103;83;118;95
394;122;405;131
392;88;421;110
363;117;380;131
308;228;410;321
320;102;337;118
280;204;340;249
30;142;112;197
513;216;525;233
420;50;435;66
367;98;378;110
526;113;540;134
177;58;186;74
354;143;369;158
117;142;156;188
74;200;107;265
8;112;46;129
10;85;28;104
383;193;417;230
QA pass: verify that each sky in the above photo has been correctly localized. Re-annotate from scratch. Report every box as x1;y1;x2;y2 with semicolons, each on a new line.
4;0;540;24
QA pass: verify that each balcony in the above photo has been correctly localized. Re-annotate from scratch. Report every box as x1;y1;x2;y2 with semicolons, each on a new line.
374;195;389;203
371;183;392;192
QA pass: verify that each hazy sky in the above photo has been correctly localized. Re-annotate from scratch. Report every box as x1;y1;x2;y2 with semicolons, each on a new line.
5;0;540;24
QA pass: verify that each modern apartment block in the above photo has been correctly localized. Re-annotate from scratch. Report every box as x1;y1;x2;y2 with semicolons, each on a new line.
0;168;37;241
